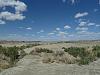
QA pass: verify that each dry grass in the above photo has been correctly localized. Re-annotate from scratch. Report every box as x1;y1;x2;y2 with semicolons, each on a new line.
30;45;100;65
0;59;10;70
30;48;77;64
42;52;76;64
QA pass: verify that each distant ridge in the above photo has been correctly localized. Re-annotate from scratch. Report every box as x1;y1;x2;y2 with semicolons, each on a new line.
0;40;100;44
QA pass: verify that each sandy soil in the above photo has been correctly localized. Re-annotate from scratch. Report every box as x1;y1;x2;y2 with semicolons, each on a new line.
24;42;100;54
0;42;100;75
0;54;100;75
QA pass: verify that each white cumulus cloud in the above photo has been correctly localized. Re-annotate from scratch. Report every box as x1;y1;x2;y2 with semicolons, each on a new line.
0;11;25;21
26;27;32;30
64;25;71;29
0;20;5;24
88;23;95;26
96;25;100;27
76;27;88;31
0;0;27;24
57;31;68;38
40;30;44;33
37;30;44;34
79;21;87;26
75;12;88;18
56;28;60;31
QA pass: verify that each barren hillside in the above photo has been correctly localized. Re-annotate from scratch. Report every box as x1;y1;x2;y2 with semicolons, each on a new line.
0;42;100;75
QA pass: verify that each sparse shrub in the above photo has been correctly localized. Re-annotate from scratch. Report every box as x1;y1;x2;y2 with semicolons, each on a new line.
42;57;52;63
30;46;100;65
62;47;98;65
58;53;76;64
97;52;100;57
0;64;9;69
4;46;19;64
63;47;86;58
34;48;53;53
18;50;27;59
0;45;27;70
78;57;90;65
42;53;54;63
0;59;10;69
19;43;40;50
25;44;41;48
53;51;64;57
62;47;66;49
42;52;76;64
29;50;39;55
92;45;100;58
20;45;26;50
92;45;100;51
30;48;76;64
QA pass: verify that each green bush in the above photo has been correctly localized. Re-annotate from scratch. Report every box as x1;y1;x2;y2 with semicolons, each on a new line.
35;48;53;53
63;47;87;58
18;50;27;59
20;45;26;50
92;45;100;51
26;44;41;48
4;46;19;64
62;47;98;65
92;45;100;58
0;46;27;64
78;57;90;65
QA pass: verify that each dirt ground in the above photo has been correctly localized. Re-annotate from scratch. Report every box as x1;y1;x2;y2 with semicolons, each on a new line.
0;42;100;75
0;55;100;75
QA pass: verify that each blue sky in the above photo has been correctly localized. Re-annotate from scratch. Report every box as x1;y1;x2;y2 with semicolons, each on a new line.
0;0;100;41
